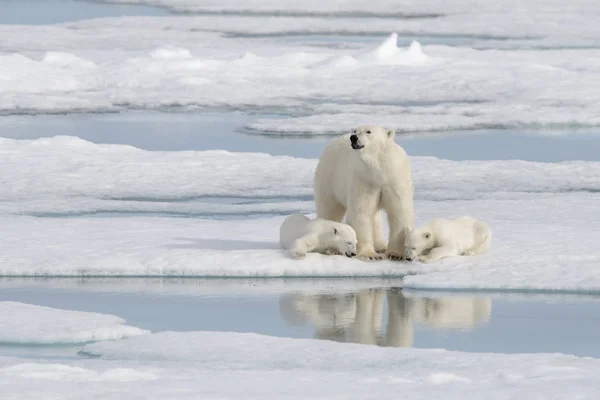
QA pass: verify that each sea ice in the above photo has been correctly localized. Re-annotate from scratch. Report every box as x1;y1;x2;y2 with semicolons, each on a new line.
2;21;600;132
1;136;598;207
85;1;600;53
3;330;600;398
67;331;600;398
2;330;600;399
0;302;148;344
0;137;598;290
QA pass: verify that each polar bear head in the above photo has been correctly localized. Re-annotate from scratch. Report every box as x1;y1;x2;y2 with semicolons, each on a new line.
403;226;435;261
349;125;395;152
320;221;358;257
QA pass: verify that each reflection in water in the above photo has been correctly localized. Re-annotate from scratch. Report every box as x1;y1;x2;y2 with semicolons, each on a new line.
279;289;491;347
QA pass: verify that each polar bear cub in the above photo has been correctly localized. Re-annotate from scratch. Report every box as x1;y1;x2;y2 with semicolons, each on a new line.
403;216;491;263
280;214;358;259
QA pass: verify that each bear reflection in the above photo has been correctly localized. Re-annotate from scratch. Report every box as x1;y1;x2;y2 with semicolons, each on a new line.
279;289;491;347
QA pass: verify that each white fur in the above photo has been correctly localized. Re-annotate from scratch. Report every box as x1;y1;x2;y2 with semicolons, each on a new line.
403;216;492;263
279;213;358;259
314;125;414;261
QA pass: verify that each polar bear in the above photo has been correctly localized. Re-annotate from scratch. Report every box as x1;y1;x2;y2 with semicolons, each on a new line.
403;216;492;263
314;125;414;261
279;214;358;259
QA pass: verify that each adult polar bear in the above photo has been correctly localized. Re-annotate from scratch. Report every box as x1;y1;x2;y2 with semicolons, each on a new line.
314;125;414;261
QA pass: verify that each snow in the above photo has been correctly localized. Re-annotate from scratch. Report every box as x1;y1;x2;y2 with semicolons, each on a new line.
0;302;148;344
1;136;598;208
0;193;597;286
360;35;434;66
0;136;315;200
2;19;600;132
95;0;600;43
0;215;430;277
73;331;600;398
0;331;598;398
1;1;600;290
0;137;598;287
0;277;402;297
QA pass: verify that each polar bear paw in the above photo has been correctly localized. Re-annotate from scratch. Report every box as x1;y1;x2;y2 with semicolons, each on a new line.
290;248;307;260
417;255;433;263
374;242;388;254
386;251;404;261
357;251;386;262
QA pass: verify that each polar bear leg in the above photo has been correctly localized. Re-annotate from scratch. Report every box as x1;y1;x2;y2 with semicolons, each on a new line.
289;233;319;259
382;190;414;260
346;183;383;261
418;245;457;263
470;222;492;255
372;211;387;253
315;197;346;223
324;248;342;256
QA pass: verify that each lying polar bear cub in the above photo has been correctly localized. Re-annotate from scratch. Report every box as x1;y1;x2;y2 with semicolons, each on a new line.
280;214;358;259
403;216;492;263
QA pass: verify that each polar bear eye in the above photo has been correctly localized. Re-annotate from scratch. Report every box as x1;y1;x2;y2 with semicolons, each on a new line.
353;130;356;133
333;228;339;235
366;130;371;134
346;241;352;245
424;233;431;239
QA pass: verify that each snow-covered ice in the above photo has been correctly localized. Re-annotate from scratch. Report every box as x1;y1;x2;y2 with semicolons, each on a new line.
0;193;597;287
1;136;598;207
0;137;598;289
63;331;600;398
0;277;402;297
96;0;600;49
1;0;600;290
0;302;148;344
1;329;599;399
2;19;600;133
1;331;599;399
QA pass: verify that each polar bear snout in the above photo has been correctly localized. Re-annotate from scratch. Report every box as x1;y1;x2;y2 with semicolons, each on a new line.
350;134;364;150
402;242;419;262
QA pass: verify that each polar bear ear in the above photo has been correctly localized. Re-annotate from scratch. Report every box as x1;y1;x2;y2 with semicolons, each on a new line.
333;228;339;235
386;128;395;139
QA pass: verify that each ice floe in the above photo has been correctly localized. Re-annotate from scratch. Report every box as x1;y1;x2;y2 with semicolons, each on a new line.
3;330;600;398
0;137;598;289
70;331;600;398
2;21;600;133
1;136;598;209
0;302;148;344
2;330;600;398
